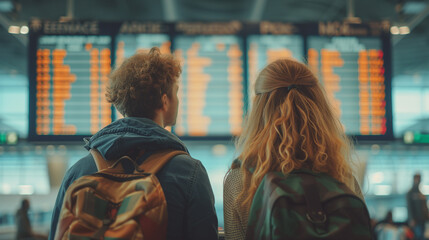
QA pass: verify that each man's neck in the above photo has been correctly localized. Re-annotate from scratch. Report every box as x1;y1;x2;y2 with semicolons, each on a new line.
152;114;165;128
124;115;165;128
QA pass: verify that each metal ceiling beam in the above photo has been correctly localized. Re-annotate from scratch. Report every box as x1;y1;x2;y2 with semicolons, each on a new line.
347;0;355;19
345;0;361;23
0;13;26;47
393;4;429;46
249;0;267;21
162;0;178;21
66;0;74;19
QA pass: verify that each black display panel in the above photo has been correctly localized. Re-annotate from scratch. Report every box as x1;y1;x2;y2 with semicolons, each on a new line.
115;34;170;63
27;21;392;141
28;21;115;141
172;22;245;138
306;22;393;140
245;22;305;106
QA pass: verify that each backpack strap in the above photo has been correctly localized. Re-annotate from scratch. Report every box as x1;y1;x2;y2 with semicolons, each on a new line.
90;149;110;171
139;150;188;174
300;172;328;233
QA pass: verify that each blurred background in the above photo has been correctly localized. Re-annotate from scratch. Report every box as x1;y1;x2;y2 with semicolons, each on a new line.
1;0;429;239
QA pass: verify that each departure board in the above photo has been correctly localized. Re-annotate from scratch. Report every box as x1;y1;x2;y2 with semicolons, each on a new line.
173;22;244;137
247;35;304;103
115;34;170;66
28;21;116;141
115;22;172;67
308;36;388;136
27;21;392;141
246;22;304;103
35;35;112;136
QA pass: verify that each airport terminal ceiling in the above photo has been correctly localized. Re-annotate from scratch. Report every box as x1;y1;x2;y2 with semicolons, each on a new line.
0;0;428;76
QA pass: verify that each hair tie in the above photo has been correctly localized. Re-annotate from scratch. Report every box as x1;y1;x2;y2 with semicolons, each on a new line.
287;85;298;91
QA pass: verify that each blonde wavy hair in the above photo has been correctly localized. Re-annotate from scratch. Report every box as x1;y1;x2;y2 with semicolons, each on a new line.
233;58;355;208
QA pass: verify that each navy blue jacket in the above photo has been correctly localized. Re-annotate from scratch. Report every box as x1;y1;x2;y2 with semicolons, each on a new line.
49;117;218;240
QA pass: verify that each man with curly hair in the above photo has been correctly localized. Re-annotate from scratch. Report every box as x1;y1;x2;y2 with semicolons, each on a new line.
49;47;218;240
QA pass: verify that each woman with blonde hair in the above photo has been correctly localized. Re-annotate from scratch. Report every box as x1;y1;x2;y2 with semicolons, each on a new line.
223;58;364;239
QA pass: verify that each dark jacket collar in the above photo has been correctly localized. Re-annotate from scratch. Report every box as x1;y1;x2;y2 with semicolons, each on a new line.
84;117;188;160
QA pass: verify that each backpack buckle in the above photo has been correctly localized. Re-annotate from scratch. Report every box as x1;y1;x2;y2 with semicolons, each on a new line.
306;211;327;224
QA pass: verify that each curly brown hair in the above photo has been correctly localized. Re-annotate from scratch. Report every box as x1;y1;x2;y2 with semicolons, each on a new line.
106;47;181;119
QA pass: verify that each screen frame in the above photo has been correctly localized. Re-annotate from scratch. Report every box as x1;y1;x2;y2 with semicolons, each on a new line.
302;22;393;141
28;21;119;141
170;21;246;139
27;20;394;142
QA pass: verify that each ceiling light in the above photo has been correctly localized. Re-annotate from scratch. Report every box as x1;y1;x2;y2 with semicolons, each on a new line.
370;172;384;184
6;132;18;144
20;26;29;34
403;1;428;14
390;26;400;35
8;25;20;34
1;183;11;194
19;185;34;195
374;185;392;196
0;1;13;12
399;26;410;35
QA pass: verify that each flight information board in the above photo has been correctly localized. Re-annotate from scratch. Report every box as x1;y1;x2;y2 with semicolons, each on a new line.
306;21;392;139
27;21;392;141
247;35;303;85
115;34;170;65
242;22;392;140
34;35;112;136
115;22;172;67
246;22;304;104
28;21;115;141
173;22;244;137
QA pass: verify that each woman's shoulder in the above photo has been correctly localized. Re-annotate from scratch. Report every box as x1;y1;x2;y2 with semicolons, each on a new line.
224;166;245;196
225;165;242;182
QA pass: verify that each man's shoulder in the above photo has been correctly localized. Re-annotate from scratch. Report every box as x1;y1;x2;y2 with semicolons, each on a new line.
169;153;198;164
157;153;207;180
163;153;201;171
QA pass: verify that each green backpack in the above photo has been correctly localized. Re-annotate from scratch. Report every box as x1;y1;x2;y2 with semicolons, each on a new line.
245;170;373;240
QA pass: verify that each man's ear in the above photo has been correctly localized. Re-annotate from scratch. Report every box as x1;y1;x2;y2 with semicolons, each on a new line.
161;93;169;111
